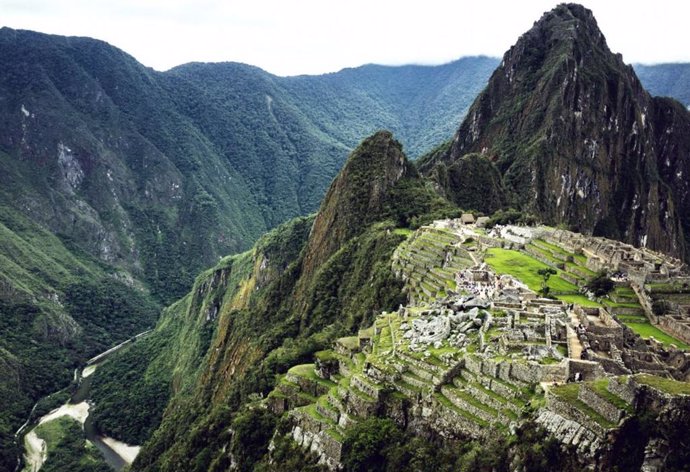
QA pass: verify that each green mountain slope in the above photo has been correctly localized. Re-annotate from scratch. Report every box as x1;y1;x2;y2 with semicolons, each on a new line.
0;27;497;299
635;63;690;108
85;132;454;471
0;27;495;469
282;57;500;157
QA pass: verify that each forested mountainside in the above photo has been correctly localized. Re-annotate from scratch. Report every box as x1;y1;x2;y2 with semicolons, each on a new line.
420;4;690;261
635;63;690;108
5;3;690;471
106;132;456;471
0;28;495;470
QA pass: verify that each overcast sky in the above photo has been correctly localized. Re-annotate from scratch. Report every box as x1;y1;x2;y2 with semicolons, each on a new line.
2;0;689;76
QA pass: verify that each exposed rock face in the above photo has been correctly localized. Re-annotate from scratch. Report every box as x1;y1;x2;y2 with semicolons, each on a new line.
421;3;690;260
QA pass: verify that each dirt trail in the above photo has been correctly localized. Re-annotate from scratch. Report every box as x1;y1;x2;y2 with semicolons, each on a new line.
567;311;584;359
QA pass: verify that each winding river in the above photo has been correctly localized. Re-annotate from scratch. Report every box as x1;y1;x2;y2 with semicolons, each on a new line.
15;330;151;472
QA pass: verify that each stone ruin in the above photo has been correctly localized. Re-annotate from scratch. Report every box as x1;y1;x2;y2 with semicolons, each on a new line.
401;306;485;351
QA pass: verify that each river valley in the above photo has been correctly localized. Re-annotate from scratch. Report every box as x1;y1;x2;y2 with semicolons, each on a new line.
16;332;150;472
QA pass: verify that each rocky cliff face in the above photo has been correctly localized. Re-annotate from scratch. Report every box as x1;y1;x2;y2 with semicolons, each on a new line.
421;3;690;259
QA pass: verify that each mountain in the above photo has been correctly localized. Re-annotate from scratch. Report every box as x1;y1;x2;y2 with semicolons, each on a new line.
22;4;690;472
86;131;452;471
635;63;690;108
0;27;495;300
420;3;690;260
0;27;496;469
281;57;500;157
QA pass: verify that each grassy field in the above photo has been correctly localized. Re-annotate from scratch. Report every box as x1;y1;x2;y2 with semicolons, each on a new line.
393;228;413;237
636;374;690;395
624;322;689;349
484;248;578;293
556;294;602;308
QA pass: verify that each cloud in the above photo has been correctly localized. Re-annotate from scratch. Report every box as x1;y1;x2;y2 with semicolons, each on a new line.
1;0;689;75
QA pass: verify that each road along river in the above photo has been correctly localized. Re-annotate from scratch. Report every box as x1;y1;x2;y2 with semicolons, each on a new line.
17;330;151;472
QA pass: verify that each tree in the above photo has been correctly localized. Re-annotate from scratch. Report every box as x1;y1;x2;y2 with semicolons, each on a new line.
585;272;614;297
537;268;557;297
342;418;403;472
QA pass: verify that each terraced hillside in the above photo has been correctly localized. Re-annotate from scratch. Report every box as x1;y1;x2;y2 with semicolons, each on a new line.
267;220;690;469
392;225;475;304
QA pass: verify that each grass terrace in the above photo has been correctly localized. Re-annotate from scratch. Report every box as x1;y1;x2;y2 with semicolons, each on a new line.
484;248;578;293
550;383;616;429
393;228;414;237
557;294;602;308
590;378;633;413
636;374;690;395
646;282;690;294
624;322;689;349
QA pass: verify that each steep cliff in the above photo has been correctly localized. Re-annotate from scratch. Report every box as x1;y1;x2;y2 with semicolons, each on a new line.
420;3;690;259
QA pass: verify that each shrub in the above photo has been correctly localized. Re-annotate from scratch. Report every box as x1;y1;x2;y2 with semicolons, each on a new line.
585;272;614;297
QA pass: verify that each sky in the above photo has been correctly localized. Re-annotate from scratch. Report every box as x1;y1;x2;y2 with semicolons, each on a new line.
1;0;689;76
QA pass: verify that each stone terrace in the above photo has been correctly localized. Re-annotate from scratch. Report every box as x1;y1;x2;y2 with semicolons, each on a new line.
276;221;690;469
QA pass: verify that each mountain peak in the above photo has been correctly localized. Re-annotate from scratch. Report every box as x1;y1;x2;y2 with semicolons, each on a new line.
422;3;690;260
502;3;611;78
300;131;413;277
530;3;603;41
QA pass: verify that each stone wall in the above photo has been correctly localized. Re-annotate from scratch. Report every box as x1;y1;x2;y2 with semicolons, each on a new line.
578;384;624;424
291;413;342;470
535;409;603;459
566;359;605;381
423;398;488;439
286;372;330;397
593;356;631;375
316;356;340;379
598;309;621;328
510;360;567;384
632;283;658;323
659;316;690;344
351;375;380;400
607;377;636;405
464;354;482;375
346;389;379;418
546;394;607;437
267;394;287;414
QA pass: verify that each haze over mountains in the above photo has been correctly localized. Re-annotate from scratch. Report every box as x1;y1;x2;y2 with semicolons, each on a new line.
2;3;690;471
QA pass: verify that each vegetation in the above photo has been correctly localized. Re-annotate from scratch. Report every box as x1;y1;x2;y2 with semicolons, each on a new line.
338;418;576;472
624;323;689;349
556;294;601;308
635;374;690;395
537;268;557;297
485;209;539;228
89;331;172;444
585;272;615;297
484;248;577;293
33;417;110;472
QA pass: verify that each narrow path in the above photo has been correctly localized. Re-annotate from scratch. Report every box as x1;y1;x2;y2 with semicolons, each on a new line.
567;310;583;359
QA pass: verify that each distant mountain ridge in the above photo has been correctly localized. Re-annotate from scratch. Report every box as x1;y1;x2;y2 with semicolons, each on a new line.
635;63;690;108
